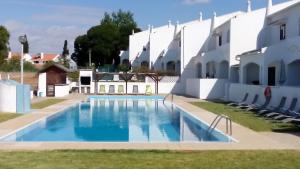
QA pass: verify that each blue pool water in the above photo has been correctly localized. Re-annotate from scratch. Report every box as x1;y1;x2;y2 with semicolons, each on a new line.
1;96;231;142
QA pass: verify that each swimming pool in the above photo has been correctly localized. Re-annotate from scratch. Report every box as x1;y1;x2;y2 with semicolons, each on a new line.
0;96;232;142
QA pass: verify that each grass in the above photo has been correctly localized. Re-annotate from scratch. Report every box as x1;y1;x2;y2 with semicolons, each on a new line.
31;99;66;109
191;101;300;132
0;150;299;169
0;112;21;123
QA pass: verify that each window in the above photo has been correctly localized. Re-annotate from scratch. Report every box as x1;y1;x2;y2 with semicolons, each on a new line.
218;35;222;46
143;46;147;51
280;24;286;40
179;40;181;47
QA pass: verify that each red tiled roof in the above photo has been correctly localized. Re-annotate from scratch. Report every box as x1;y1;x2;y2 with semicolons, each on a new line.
31;54;59;62
43;54;59;61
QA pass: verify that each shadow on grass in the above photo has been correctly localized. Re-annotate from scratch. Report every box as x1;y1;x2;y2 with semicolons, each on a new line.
191;100;300;133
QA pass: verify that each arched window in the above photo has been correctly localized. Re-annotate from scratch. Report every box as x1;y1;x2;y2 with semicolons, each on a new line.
287;60;300;86
243;63;260;85
218;60;229;78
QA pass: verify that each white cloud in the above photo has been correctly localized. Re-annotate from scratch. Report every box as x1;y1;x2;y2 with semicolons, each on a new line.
183;0;211;5
2;1;106;54
4;20;86;54
31;5;106;26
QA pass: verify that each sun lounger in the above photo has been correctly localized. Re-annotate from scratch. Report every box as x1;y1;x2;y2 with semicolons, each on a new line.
238;94;259;109
228;93;249;106
281;117;300;124
271;98;298;120
256;97;286;116
246;97;271;112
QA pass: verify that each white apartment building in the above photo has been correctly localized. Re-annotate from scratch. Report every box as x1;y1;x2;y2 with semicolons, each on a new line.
125;0;300;101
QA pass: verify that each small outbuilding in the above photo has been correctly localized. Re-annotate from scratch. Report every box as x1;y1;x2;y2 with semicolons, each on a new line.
38;64;70;97
0;80;31;113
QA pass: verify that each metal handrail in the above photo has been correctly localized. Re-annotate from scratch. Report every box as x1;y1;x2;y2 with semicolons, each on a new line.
163;93;174;103
207;114;232;136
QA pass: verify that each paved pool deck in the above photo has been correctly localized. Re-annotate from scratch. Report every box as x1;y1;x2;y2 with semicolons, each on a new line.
0;94;299;150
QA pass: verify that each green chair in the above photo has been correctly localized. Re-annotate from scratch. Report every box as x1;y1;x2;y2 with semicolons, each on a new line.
145;85;152;95
99;85;106;94
118;85;124;95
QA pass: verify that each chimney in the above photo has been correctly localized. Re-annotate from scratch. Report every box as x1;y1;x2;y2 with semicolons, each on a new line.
210;12;217;32
132;29;135;35
266;0;273;16
40;52;44;59
199;12;203;22
168;20;172;28
247;0;252;13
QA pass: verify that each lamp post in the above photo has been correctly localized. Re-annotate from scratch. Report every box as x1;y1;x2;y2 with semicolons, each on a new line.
18;35;27;84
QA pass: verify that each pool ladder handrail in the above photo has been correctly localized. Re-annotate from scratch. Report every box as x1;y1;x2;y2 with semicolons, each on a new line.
207;114;232;136
163;93;174;103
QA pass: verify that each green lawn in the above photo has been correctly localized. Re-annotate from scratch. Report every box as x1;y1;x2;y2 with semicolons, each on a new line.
191;102;300;132
0;150;299;169
0;112;21;123
31;99;66;109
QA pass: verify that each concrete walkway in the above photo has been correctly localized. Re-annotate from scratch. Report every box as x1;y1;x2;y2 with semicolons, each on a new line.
0;94;299;150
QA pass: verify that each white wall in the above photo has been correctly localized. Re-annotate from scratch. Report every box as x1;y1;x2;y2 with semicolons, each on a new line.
229;83;300;110
38;72;46;97
267;4;300;46
55;85;70;97
0;83;17;112
150;25;177;70
186;79;229;99
129;30;150;66
230;8;266;66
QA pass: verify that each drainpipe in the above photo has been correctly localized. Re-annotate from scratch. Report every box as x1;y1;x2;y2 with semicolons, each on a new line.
182;26;186;74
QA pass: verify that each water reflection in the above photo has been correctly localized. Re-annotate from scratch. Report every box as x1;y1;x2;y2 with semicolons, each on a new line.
3;98;229;142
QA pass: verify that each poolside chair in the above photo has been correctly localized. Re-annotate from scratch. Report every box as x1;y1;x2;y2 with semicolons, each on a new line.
99;85;106;94
108;85;115;95
228;93;249;107
145;85;152;95
257;97;287;116
132;85;139;95
281;116;300;124
117;85;124;95
246;97;271;112
237;94;259;109
271;98;298;120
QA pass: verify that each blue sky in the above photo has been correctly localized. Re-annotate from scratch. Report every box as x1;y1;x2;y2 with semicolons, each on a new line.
0;0;287;54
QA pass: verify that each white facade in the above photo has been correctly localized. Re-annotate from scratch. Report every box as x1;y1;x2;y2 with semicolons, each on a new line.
126;0;300;101
240;2;300;87
38;72;47;97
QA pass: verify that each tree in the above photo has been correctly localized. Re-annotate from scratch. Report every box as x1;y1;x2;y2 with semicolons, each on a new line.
72;10;141;69
0;26;10;65
62;40;69;57
60;40;70;67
